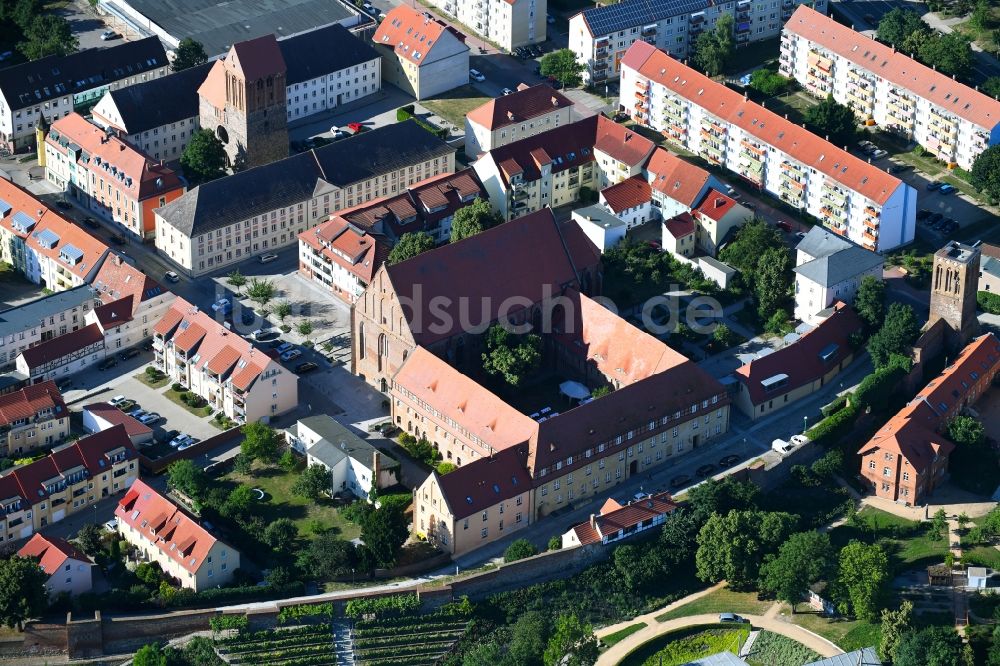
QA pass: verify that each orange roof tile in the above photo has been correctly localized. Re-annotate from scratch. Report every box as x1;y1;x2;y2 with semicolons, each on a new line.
646;147;712;207
0;381;66;427
172;322;206;354
466;84;573;131
18;534;91;575
373;5;466;66
19;324;104;369
601;176;652;214
21;212;110;282
92;255;166;316
593;115;655;166
694;189;738;221
664;212;696;239
299;218;390;286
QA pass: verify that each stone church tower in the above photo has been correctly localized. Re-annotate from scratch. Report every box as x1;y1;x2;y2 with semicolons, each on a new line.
927;240;981;353
197;35;288;171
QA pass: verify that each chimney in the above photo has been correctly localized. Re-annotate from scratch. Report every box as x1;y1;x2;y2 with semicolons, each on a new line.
589;513;597;529
625;132;632;142
825;135;829;141
372;450;381;485
715;197;724;208
785;113;789;119
507;110;514;120
551;96;559;106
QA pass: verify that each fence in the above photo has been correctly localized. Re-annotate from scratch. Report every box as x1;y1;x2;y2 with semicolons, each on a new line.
137;426;242;475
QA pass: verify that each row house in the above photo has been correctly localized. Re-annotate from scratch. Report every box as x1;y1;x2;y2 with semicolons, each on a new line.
780;6;1000;170
15;323;106;383
0;381;69;457
464;84;575;158
155;120;455;276
116;479;240;591
859;332;1000;505
569;0;827;84
298;170;485;302
44;113;185;241
0;178;110;291
153;298;298;424
0;37;168;152
0;424;138;542
620;39;917;252
0;286;96;371
85;255;176;352
425;0;545;50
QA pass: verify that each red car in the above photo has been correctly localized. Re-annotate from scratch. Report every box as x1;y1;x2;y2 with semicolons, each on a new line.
776;220;793;232
347;122;365;133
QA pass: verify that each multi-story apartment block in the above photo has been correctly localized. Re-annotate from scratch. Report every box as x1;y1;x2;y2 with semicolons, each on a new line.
621;40;917;252
45;113;185;241
464;84;575;157
298;170;485;302
781;6;1000;170
116;479;240;591
426;0;545;50
373;6;470;100
0;287;97;372
86;256;176;351
569;0;826;84
859;332;1000;505
0;381;69;457
473;115;654;221
155;120;455;276
17;534;94;597
153;298;298;424
0;424;138;541
793;227;884;325
16;323;106;383
0;37;168;152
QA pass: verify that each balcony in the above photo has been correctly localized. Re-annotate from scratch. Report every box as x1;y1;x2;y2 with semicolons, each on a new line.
864;206;879;218
595;46;608;58
740;139;764;156
641;24;657;36
863;230;878;243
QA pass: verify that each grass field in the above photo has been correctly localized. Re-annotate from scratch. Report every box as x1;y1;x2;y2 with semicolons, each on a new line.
745;630;821;666
620;625;750;666
828;507;946;570
163;388;213;418
136;371;170;389
422;85;491;128
788;612;880;653
602;622;648;647
656;588;772;622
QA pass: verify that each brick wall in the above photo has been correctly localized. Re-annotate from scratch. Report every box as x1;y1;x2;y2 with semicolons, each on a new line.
138;427;242;474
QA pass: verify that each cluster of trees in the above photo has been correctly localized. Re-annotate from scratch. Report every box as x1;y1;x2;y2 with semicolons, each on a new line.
604;239;719;305
877;8;974;78
481;324;543;389
748;68;793;97
804;95;858;148
180;130;227;185
693;14;735;77
133;637;223;666
718;218;791;323
971;145;1000;204
0;0;77;61
387;198;502;265
463;610;598;666
866;302;919;369
171;38;207;72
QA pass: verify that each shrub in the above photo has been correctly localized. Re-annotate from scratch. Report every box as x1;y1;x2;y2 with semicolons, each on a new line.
145;366;161;378
345;593;420;618
396;107;412;122
548;536;563;551
278;602;334;624
209;614;248;633
805;401;859;446
172;383;185;392
978;291;1000;315
503;538;538;562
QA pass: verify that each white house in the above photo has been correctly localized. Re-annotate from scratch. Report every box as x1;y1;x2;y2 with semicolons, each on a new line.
16;323;106;383
82;402;154;447
464;84;575;158
17;534;94;598
572;205;627;253
286;415;399;500
561;492;678;548
425;0;545;50
793;227;884;326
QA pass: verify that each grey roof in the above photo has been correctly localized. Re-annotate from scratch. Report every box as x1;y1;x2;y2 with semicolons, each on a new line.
806;647;882;666
982;255;1000;279
280;24;380;86
0;37;167;111
574;204;626;228
0;286;95;341
969;566;991;577
0;372;28;393
794;245;884;288
104;62;213;135
580;0;711;38
157;120;454;237
700;255;737;275
795;226;854;260
298;415;399;471
118;0;356;57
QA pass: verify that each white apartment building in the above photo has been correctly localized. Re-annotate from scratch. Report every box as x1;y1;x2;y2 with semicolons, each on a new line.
780;6;1000;170
155;120;455;276
620;40;917;252
569;0;826;84
464;84;575;157
153;298;298;424
793;226;884;325
427;0;545;50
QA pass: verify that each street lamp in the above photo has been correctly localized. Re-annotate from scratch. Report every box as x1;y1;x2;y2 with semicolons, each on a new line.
803;415;808;433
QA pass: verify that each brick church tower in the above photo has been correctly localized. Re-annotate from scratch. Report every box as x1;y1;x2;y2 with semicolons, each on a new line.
928;240;981;354
197;35;288;171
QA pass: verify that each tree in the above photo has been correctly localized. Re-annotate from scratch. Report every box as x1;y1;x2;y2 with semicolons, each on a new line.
509;610;551;666
805;94;858;147
296;320;314;340
0;556;48;629
971;0;992;31
695;510;798;589
241;422;279;462
758;531;834;612
388;232;435;265
868;302;918;368
232;452;254;476
931;508;948;541
918;31;974;79
853;275;885;330
948;415;985;447
76;523;104;557
983;76;1000;99
958;512;971;532
686;476;760;525
481;325;542;388
435;462;457;475
133;644;168;666
167;459;209;500
18;14;77;60
221;485;256;520
613;543;663;592
755;247;792;320
504;538;539;562
539;49;585;88
279;450;297;472
693;13;735;76
548;535;563;551
245;278;276;314
171;38;207;72
180;129;227;185
810;450;844;481
893;626;963;666
765;308;790;336
262;518;298;553
712;323;738;348
877;8;926;47
835;540;889;621
296;531;358;580
719;218;784;291
360;503;408;569
748;68;791;96
226;269;247;295
543;613;598;666
292;464;330;500
971;145;1000;204
134;561;161;585
450;197;500;242
878;599;913;662
273;301;292;323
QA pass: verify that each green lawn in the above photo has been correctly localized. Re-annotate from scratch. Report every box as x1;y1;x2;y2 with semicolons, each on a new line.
602;622;648;647
744;630;821;666
421;86;491;127
962;546;1000;569
788;612;880;653
224;462;361;540
828;507;947;570
163;388;213;418
656;587;773;622
136;372;170;389
620;625;750;666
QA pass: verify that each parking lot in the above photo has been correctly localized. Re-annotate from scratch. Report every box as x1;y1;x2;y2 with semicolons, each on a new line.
107;374;220;445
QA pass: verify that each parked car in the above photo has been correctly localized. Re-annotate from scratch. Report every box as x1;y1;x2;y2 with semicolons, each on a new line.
178;440;197;451
98;357;118;370
776;220;793;232
276;342;294;354
169;433;192;448
696;464;715;477
164;271;180;283
719;454;740;467
928;212;944;223
296;361;319;373
871;149;888;159
927;181;943;191
128;408;146;419
259;253;279;264
109;395;127;407
255;330;280;342
670;474;691;488
109;234;127;245
469;68;486;82
362;1;375;13
281;349;303;362
612;111;629;123
100;30;120;41
719;613;747;623
938;183;957;195
119;348;141;361
916;209;930;220
501;87;515;96
211;298;231;313
138;413;160;425
83;216;100;229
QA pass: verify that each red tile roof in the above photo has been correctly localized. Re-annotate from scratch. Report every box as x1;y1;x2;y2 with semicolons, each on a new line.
83;402;153;439
17;534;91;575
0;381;65;427
92;255;166;316
229;34;286;81
570;491;679;545
600;176;652;214
433;445;532;520
299;218;391;286
373;5;466;66
115;479;221;575
911;332;1000;421
466;84;574;131
646;147;712;208
694;189;738;221
664;212;696;239
593;115;655;167
18;324;104;370
786;5;1000;130
487;116;600;187
858;401;954;475
735;302;863;405
623;40;903;205
0;178;78;243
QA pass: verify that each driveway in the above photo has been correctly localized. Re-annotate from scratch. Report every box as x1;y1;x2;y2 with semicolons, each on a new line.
106;374;219;444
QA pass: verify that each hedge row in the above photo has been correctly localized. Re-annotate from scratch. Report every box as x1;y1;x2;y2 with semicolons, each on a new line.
805;401;859;447
233;656;335;666
345;593;420;619
355;641;456;658
216;624;330;646
224;636;331;654
229;643;333;662
352;620;467;638
355;634;463;650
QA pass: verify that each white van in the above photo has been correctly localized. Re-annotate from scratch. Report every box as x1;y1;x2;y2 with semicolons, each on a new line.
771;438;794;454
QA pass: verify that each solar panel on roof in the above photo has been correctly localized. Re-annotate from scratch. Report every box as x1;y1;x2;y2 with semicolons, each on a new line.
0;198;11;216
